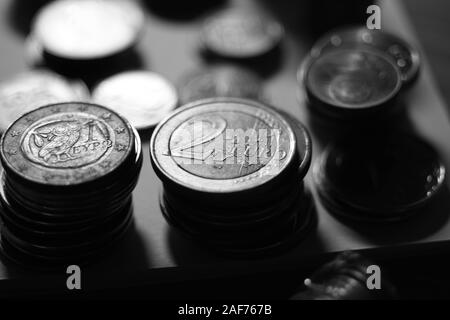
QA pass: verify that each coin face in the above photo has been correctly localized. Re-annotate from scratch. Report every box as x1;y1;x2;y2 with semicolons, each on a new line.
306;49;401;110
178;66;264;106
92;71;178;130
32;0;145;60
315;134;446;214
0;70;88;133
311;27;420;85
151;99;296;193
0;102;134;186
201;9;284;58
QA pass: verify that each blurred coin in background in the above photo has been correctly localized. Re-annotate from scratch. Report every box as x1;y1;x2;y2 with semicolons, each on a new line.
0;70;88;133
201;9;284;59
92;71;178;130
32;0;145;61
178;65;264;106
311;27;421;86
304;48;402;120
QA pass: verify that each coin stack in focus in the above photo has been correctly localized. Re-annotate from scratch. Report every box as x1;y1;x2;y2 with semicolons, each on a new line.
150;98;314;257
0;102;142;269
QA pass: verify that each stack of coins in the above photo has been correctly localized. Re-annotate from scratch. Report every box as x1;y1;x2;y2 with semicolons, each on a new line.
301;48;402;121
150;98;314;257
310;27;421;87
314;134;446;223
30;0;145;81
0;102;142;268
299;27;420;124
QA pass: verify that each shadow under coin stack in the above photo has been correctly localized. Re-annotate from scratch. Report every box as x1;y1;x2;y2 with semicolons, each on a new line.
0;102;142;269
151;98;314;258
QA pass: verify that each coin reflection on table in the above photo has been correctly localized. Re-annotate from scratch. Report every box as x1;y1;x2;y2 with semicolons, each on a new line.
311;27;421;87
150;98;314;257
92;71;178;130
314;134;446;223
178;65;264;106
0;102;142;268
32;0;145;61
0;70;88;134
201;9;284;59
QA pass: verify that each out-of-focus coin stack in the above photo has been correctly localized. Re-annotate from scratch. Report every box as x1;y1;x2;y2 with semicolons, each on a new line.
29;0;145;82
0;102;142;268
298;27;421;136
151;98;314;257
298;27;447;223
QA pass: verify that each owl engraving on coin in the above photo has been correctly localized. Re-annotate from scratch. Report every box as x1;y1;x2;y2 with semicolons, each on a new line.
1;103;133;185
22;115;114;168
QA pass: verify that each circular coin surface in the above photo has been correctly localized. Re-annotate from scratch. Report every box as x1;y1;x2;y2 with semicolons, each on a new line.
201;9;284;59
32;0;145;60
151;98;296;193
0;102;134;186
311;27;420;85
314;134;446;214
178;66;264;106
0;70;88;133
306;49;401;110
92;71;178;130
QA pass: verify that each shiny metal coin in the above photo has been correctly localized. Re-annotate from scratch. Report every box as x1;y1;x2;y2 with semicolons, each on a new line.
314;134;446;220
305;48;402;118
311;27;421;86
178;66;264;106
201;9;284;59
92;71;178;130
0;70;88;133
151;98;297;194
32;0;145;60
0;102;135;186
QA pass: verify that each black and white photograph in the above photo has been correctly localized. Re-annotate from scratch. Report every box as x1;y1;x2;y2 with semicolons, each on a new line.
0;0;449;309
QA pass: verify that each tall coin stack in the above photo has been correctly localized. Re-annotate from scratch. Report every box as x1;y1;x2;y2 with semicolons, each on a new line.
0;102;142;269
151;99;314;258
